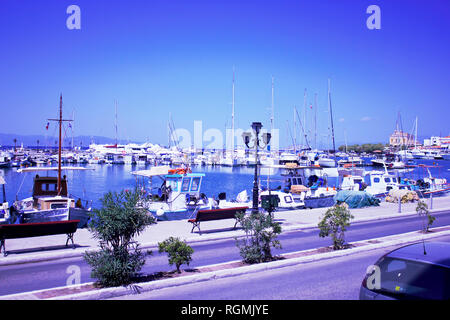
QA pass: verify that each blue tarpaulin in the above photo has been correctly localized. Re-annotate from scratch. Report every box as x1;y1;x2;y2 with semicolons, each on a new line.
334;190;380;209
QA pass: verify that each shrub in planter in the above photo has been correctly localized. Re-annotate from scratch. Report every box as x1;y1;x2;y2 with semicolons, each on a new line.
416;200;435;233
318;203;354;250
84;189;156;287
235;211;282;264
158;237;194;273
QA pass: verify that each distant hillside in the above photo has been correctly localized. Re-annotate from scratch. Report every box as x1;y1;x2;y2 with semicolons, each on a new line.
0;133;141;148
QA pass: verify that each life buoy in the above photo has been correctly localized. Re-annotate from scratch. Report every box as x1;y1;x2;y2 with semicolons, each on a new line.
168;168;192;175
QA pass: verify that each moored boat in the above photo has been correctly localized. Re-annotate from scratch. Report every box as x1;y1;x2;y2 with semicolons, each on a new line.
11;96;93;228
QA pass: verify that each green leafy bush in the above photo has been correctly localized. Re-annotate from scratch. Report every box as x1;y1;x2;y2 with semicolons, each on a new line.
235;212;282;264
318;203;354;250
158;237;194;273
84;189;156;287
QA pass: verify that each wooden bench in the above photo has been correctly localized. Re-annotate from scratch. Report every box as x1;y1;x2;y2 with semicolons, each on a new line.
0;220;80;257
188;207;248;234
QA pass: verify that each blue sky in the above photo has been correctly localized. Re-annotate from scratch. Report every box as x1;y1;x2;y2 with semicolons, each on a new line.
0;0;449;148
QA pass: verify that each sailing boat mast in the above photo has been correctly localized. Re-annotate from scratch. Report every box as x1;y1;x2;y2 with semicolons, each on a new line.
314;93;318;150
232;67;235;156
271;76;274;135
293;107;297;154
328;79;336;156
415;116;418;149
47;94;73;195
114;100;118;149
71;109;75;150
303;89;307;148
58;95;62;194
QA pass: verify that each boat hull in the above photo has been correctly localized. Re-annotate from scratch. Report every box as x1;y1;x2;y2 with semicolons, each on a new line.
69;207;91;228
16;207;90;228
22;208;70;224
148;208;205;221
418;188;450;198
304;195;335;209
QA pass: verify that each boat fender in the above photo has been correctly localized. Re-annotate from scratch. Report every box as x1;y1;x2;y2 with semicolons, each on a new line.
156;208;165;216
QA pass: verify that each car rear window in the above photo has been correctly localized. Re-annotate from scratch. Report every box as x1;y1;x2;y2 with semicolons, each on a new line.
374;257;450;300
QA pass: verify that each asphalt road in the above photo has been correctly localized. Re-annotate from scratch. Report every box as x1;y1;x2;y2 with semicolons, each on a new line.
1;210;450;296
113;234;450;300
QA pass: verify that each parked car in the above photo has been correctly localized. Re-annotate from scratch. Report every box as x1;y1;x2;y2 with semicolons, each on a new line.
360;241;450;300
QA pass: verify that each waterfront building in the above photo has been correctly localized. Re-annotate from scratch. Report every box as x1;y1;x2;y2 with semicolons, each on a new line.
389;130;415;148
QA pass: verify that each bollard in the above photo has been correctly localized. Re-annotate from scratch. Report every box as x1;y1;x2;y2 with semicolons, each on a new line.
398;196;401;213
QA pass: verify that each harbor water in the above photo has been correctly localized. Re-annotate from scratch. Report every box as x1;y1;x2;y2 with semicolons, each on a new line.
1;158;449;210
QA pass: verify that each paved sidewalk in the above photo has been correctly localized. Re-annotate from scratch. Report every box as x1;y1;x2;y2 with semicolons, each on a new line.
1;195;449;266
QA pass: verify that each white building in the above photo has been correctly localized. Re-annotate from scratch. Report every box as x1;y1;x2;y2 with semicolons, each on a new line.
423;136;450;148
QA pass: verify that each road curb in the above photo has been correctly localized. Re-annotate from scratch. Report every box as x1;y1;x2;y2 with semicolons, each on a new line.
2;226;450;300
1;205;449;267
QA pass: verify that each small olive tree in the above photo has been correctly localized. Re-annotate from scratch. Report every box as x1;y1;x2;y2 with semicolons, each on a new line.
84;189;156;287
235;211;282;264
158;237;194;273
416;200;435;233
318;203;354;250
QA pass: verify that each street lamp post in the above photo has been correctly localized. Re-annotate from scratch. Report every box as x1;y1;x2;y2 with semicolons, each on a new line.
242;122;271;214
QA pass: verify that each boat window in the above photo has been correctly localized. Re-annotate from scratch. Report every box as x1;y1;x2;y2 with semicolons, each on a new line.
385;178;391;183
392;178;397;183
284;196;293;203
51;203;67;209
374;177;380;183
181;178;191;192
166;178;178;192
190;177;201;192
44;183;57;192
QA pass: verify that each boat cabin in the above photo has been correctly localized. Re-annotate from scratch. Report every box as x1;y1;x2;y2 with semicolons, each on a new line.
164;173;204;197
340;175;366;191
32;175;68;197
35;196;75;210
31;175;74;210
364;171;410;196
